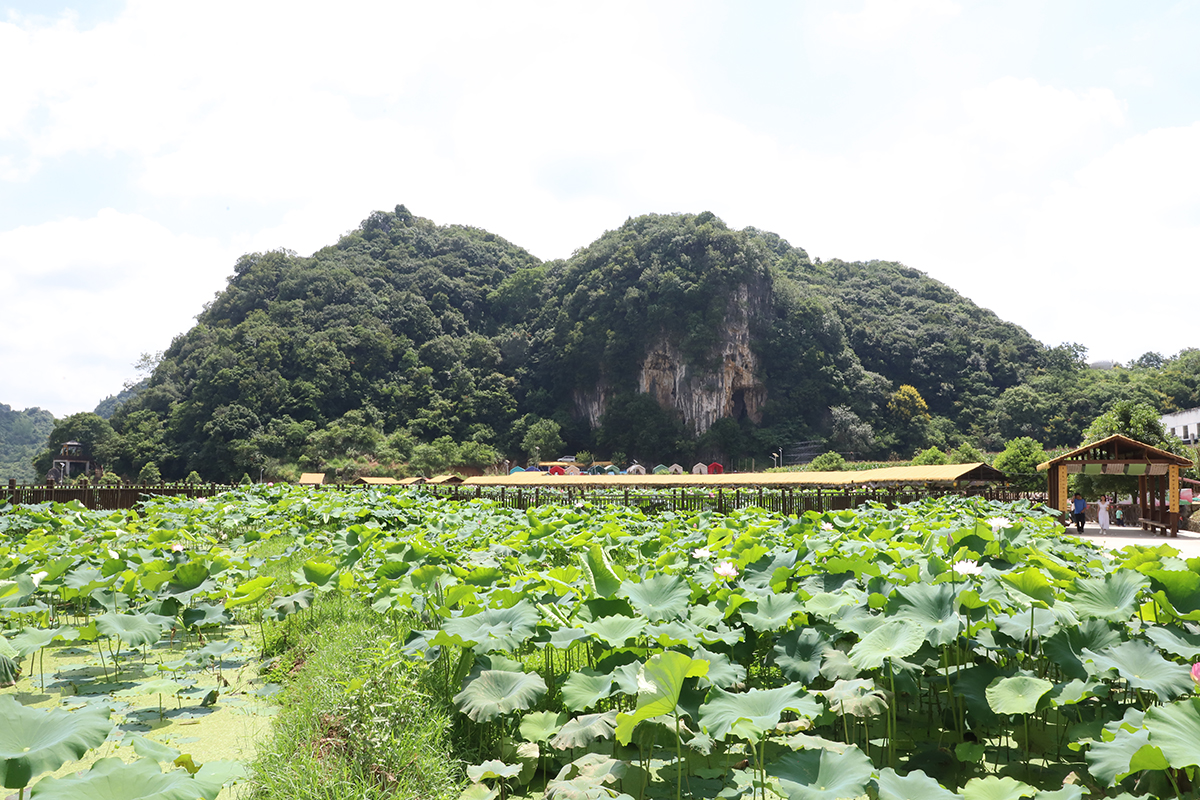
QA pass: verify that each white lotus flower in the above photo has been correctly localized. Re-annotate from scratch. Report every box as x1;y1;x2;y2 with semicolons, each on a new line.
821;522;834;531
714;561;739;578
988;517;1012;532
953;560;983;576
692;547;712;559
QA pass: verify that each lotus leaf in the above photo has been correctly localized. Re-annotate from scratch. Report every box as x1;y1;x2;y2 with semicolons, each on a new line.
454;670;547;723
848;619;924;671
1000;567;1056;605
550;711;618;750
0;694;112;789
95;612;172;648
561;668;615;712
891;582;960;647
615;652;709;745
618;574;691;622
1083;640;1193;700
579;545;622;599
265;589;314;621
181;603;232;630
1145;696;1200;769
125;733;181;762
767;745;873;800
169;562;210;592
519;711;567;744
28;755;242;800
224;575;275;609
467;760;522;782
442;601;540;652
877;767;959;800
0;654;19;687
821;678;887;718
960;775;1036;800
579;615;647;647
985;674;1053;715
692;645;746;689
1144;624;1200;659
698;683;819;742
740;591;804;633
775;626;835;681
1068;571;1147;622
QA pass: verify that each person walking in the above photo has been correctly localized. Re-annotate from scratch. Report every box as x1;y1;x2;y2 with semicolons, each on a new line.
1071;492;1087;533
1097;495;1111;533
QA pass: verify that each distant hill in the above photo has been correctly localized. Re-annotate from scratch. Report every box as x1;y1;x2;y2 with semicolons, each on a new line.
0;404;55;483
94;379;147;419
91;206;1056;481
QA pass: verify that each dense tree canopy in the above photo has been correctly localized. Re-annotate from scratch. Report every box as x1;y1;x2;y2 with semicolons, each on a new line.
14;206;1200;483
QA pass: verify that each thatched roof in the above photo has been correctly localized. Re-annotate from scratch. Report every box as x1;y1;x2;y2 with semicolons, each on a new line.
461;462;1005;489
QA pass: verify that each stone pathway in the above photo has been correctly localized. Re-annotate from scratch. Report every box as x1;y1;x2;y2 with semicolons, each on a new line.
1071;522;1200;557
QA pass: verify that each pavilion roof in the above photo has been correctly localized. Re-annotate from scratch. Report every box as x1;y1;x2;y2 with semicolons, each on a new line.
1036;434;1193;472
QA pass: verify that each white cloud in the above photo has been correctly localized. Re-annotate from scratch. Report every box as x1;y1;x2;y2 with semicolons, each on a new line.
0;210;234;415
821;0;961;47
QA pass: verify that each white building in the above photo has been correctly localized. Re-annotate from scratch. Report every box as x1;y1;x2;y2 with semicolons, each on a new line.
1162;407;1200;445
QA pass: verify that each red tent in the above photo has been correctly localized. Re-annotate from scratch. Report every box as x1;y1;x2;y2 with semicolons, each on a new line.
548;466;566;475
708;462;724;474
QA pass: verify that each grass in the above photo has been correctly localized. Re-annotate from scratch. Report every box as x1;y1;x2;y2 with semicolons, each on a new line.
248;592;461;800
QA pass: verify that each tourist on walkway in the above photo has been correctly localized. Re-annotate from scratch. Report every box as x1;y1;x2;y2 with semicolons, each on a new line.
1097;495;1111;533
1071;493;1087;533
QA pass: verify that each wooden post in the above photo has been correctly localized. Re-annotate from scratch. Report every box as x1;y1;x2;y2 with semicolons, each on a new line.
1170;465;1180;536
1056;464;1069;520
1140;475;1149;531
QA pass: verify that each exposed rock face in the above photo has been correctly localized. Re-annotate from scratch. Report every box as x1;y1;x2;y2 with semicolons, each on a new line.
574;280;769;435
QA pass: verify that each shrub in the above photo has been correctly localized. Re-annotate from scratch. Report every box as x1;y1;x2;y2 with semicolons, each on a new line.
137;462;162;484
808;451;847;471
911;447;949;466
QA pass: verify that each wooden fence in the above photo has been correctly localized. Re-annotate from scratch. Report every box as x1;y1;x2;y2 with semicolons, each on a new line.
425;484;1046;517
2;478;1046;516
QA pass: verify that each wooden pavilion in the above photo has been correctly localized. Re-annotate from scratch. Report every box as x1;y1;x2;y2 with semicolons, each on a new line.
1037;434;1194;536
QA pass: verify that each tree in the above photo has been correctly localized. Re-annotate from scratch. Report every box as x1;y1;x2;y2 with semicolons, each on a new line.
1131;351;1165;370
826;406;874;458
1081;400;1182;452
33;413;120;479
1076;400;1188;497
949;442;985;464
521;418;564;466
911;447;949;466
885;385;931;456
808;451;847;471
137;461;162;485
993;437;1047;492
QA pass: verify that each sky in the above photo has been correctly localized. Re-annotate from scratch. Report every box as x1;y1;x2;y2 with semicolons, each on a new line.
2;0;1198;418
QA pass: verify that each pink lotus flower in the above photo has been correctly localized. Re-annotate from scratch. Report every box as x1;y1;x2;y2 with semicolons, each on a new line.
714;561;738;578
171;543;185;553
1191;662;1200;685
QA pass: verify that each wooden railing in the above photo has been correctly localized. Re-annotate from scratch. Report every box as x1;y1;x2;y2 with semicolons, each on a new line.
2;478;1047;515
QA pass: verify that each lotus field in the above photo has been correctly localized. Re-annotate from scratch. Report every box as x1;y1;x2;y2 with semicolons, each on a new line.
7;487;1200;799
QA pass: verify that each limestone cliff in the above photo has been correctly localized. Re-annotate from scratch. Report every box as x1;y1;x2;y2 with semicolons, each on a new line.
573;280;769;435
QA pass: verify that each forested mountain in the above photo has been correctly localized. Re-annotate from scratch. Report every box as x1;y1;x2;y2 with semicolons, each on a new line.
24;206;1199;483
0;404;54;483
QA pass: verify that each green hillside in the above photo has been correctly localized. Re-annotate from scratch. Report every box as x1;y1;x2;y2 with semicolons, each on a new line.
30;206;1197;482
0;404;55;482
